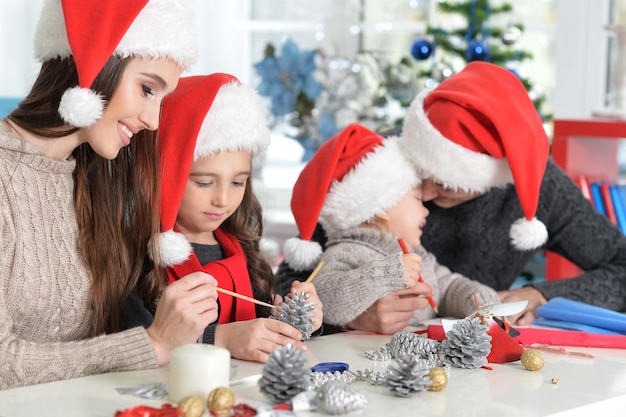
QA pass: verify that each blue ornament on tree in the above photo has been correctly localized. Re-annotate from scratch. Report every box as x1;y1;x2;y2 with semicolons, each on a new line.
465;40;489;62
410;38;434;61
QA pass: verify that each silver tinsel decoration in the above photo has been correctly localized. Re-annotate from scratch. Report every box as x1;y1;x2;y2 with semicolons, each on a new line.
258;344;310;403
315;380;368;415
385;355;432;397
440;317;492;369
271;291;315;340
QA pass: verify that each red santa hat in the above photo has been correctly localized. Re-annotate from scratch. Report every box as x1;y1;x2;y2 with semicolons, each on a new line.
400;61;549;250
33;0;198;128
284;123;420;271
153;73;270;266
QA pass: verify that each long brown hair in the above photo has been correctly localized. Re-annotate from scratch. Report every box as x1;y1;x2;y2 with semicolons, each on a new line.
220;177;275;317
7;56;166;336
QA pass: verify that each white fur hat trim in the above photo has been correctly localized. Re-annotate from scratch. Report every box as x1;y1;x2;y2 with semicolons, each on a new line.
283;237;323;272
58;86;105;128
401;90;513;193
155;229;193;266
194;82;270;163
510;217;548;250
34;0;198;71
319;138;420;234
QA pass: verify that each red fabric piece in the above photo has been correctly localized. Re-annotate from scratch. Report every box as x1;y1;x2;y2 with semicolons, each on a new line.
167;228;256;323
114;404;183;417
427;324;446;341
486;321;524;363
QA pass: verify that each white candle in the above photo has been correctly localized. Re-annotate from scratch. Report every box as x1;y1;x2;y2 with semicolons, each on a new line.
169;344;231;403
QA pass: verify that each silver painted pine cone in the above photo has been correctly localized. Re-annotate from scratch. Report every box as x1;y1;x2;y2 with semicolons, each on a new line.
441;317;491;369
271;291;315;340
258;344;310;403
385;355;431;397
316;380;368;414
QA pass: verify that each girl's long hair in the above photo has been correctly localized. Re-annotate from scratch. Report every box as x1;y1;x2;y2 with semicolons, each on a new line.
7;56;166;336
221;178;275;317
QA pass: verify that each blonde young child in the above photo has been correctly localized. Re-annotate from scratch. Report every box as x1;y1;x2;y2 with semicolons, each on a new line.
123;74;322;363
283;123;499;334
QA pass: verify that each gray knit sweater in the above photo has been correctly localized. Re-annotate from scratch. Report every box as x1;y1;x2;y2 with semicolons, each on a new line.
315;227;500;326
0;123;157;389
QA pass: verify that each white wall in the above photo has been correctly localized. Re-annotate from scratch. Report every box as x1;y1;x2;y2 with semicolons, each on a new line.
553;0;612;118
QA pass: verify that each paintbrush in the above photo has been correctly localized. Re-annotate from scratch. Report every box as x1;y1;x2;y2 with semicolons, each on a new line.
306;261;324;283
216;287;275;309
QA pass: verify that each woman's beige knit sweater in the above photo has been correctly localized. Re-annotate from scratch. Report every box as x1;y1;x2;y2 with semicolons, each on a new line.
0;123;157;389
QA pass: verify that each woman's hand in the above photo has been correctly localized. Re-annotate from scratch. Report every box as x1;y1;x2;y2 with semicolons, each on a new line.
215;318;305;363
288;280;324;331
347;283;433;334
498;286;547;326
147;272;219;365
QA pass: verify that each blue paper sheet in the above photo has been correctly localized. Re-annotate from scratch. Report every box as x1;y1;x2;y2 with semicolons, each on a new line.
535;297;626;334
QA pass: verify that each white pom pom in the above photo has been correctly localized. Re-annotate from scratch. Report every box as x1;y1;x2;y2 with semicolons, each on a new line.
509;217;548;250
58;87;105;127
283;238;323;272
150;230;192;266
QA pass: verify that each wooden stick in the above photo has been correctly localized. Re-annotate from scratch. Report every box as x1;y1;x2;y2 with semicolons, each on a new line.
305;261;324;283
216;287;275;309
398;238;439;315
474;293;481;310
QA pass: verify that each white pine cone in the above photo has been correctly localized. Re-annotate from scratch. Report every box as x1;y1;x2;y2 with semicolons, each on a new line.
385;355;431;397
258;344;310;402
441;317;492;369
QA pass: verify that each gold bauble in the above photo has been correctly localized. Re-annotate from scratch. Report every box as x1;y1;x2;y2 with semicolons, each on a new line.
178;395;205;417
428;366;448;391
207;386;235;415
521;349;544;371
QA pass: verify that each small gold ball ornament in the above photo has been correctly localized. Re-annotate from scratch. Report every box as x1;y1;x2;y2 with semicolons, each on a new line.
207;386;235;415
428;366;448;391
521;349;544;371
178;395;205;417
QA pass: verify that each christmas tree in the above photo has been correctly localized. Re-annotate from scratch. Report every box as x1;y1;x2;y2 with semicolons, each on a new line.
408;0;550;121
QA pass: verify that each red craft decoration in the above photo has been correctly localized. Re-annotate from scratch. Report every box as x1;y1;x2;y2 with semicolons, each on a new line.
114;404;183;417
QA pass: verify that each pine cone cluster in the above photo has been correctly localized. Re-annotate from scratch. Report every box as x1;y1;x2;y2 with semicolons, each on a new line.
258;344;310;403
440;317;492;368
271;291;315;340
385;355;432;397
315;380;368;414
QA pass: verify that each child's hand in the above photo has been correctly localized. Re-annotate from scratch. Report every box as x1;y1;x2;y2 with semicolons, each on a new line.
289;281;324;331
401;253;423;288
147;272;219;365
214;318;306;363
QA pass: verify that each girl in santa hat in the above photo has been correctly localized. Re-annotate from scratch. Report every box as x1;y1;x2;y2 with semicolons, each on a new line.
0;0;218;389
282;123;499;333
122;73;323;363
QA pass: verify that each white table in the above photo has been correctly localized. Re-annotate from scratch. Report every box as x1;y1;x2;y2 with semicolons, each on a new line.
2;330;626;417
